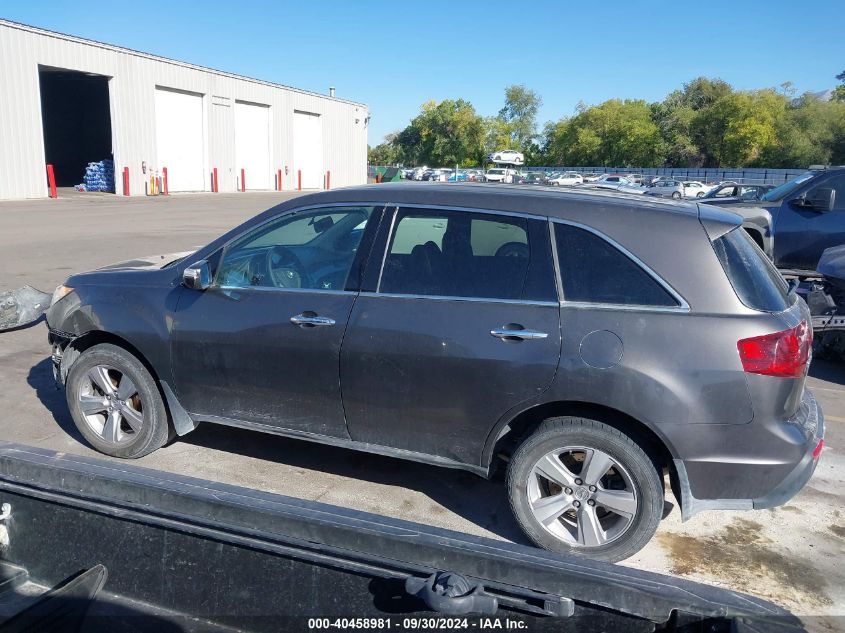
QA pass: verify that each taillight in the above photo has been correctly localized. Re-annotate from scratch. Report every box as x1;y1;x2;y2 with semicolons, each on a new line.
737;321;812;378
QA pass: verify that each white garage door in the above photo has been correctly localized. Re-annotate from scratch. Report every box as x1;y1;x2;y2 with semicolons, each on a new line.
155;87;205;192
293;111;323;189
235;101;271;190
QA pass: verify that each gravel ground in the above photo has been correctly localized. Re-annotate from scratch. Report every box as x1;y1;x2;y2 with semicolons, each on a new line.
0;191;842;630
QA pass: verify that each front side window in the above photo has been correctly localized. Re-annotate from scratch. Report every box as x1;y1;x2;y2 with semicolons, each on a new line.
216;206;374;291
808;174;845;212
379;208;556;302
554;223;680;307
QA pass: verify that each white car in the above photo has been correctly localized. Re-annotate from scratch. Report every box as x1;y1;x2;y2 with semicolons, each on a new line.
484;168;519;183
585;175;647;194
489;150;524;165
548;171;583;186
582;173;601;182
682;181;714;198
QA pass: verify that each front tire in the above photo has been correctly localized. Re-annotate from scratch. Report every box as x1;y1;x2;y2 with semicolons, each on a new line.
66;343;171;459
507;417;663;562
671;191;681;199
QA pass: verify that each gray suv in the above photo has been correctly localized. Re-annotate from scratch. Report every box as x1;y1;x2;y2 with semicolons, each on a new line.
45;184;823;562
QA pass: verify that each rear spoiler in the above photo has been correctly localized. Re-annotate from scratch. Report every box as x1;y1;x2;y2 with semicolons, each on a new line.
697;203;743;241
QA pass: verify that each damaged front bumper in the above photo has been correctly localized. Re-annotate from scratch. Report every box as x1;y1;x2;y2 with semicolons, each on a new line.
48;328;75;387
0;286;51;332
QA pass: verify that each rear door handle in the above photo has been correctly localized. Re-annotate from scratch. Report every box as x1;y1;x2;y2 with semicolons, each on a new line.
490;328;548;341
290;313;336;327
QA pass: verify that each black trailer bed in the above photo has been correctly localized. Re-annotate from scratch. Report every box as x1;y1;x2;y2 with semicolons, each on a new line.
0;443;803;632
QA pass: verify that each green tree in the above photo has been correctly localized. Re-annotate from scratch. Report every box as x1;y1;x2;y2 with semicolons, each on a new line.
651;77;733;166
493;85;542;155
392;99;486;166
833;70;845;102
367;132;401;165
544;99;665;167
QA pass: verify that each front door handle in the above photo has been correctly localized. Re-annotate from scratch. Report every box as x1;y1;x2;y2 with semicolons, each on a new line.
290;313;336;327
490;327;548;341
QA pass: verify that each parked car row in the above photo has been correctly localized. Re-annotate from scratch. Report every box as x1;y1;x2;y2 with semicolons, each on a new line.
397;167;782;203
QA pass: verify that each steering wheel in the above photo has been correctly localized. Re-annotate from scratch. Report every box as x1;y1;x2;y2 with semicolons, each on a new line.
265;245;311;289
495;242;530;258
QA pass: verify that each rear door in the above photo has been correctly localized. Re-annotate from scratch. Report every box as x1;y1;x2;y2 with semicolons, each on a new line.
340;206;561;466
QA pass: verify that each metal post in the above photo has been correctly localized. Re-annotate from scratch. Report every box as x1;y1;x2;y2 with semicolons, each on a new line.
162;167;169;195
213;168;219;193
46;164;57;198
240;169;245;192
123;167;130;196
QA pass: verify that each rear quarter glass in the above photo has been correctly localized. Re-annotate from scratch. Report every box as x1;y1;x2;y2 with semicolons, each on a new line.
712;228;790;312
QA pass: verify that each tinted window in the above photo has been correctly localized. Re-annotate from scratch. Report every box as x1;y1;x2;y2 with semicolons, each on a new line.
554;223;680;307
379;209;556;301
808;174;845;212
217;206;373;290
712;228;790;312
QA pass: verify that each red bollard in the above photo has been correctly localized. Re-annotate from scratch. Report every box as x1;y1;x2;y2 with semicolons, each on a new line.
162;167;169;195
326;171;330;190
277;169;283;191
240;168;245;192
298;170;302;191
123;167;130;196
46;164;57;198
212;168;219;193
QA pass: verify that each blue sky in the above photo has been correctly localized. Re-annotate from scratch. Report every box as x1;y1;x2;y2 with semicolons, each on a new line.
4;1;844;144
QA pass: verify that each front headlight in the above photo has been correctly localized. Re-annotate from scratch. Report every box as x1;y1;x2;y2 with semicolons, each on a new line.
51;285;74;307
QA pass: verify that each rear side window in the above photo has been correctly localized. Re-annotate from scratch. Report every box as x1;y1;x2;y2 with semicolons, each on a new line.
712;228;789;312
554;223;680;307
380;208;557;302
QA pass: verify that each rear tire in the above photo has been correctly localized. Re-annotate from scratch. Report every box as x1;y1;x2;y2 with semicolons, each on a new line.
671;191;681;199
66;343;171;459
507;417;663;562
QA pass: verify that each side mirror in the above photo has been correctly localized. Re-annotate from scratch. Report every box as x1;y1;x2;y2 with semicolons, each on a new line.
182;260;211;290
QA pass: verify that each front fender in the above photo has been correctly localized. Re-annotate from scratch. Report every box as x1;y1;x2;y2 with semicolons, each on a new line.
46;282;180;387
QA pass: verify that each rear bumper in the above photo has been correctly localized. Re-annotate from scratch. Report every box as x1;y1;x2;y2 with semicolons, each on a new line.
672;388;824;520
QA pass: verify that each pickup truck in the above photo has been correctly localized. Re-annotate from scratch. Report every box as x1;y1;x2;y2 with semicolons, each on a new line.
0;442;805;632
722;167;845;275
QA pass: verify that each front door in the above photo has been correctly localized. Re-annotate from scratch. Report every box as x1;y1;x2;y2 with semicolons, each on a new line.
171;205;379;438
773;172;845;271
340;206;562;466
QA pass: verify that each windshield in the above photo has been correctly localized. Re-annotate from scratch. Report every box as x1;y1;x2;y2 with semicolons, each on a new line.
761;171;817;202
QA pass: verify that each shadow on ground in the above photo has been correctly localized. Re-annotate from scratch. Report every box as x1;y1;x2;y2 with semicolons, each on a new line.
180;423;528;544
27;358;85;444
808;357;845;385
27;356;526;544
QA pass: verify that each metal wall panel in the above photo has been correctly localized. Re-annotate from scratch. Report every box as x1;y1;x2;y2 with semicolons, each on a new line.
0;20;368;200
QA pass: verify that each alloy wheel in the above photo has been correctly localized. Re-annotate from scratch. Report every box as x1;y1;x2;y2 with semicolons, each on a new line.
526;446;638;547
76;364;144;445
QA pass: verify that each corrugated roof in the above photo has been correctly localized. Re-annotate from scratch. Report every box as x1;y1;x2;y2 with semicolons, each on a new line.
0;18;368;109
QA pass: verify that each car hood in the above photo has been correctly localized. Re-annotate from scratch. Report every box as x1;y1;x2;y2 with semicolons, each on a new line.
711;201;771;223
96;251;195;271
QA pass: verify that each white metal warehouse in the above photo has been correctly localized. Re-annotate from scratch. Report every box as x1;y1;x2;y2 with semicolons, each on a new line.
0;19;369;200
